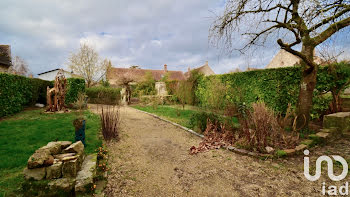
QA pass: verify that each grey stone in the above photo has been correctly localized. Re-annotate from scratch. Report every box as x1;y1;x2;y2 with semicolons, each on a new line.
295;144;307;152
58;141;72;149
63;141;84;155
62;158;78;178
316;132;330;139
23;167;46;180
39;142;62;155
27;148;51;169
54;153;76;161
75;154;97;193
265;146;275;154
46;160;62;179
35;103;45;108
323;112;350;132
48;178;75;193
284;149;296;155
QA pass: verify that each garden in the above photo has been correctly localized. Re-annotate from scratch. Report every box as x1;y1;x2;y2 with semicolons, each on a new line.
0;72;119;196
131;62;350;156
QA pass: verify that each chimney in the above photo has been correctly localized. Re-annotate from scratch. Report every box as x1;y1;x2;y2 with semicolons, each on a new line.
164;64;168;72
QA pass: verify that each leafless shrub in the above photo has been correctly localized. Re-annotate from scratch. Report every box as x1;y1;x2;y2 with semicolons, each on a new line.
100;105;120;141
240;102;299;152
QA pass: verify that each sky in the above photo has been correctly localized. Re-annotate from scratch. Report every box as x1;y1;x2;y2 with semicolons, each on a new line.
0;0;349;76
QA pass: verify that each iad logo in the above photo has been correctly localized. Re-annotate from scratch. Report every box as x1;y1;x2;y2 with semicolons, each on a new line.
304;149;348;181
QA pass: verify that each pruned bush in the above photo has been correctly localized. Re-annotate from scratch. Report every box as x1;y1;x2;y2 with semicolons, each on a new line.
86;86;121;105
100;105;120;141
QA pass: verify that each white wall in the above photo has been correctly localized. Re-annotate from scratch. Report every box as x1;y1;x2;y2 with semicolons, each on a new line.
37;70;74;81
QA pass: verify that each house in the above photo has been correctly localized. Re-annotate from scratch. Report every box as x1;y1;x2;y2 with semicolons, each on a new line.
266;49;322;69
184;61;215;78
0;45;12;72
37;69;81;81
107;64;186;85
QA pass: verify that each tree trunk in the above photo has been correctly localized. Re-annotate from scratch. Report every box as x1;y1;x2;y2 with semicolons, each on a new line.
296;46;317;129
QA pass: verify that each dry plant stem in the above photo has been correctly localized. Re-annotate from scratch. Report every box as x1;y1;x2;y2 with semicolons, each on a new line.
100;105;120;141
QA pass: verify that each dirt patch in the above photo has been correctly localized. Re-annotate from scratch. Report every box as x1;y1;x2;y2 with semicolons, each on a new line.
89;105;350;197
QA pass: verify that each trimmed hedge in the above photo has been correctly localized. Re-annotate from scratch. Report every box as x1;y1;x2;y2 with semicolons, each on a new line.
196;63;350;118
0;73;53;117
86;86;121;105
65;78;86;104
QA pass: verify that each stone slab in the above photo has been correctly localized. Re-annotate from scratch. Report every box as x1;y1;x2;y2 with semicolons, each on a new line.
46;160;62;179
62;158;78;178
75;154;97;193
23;167;46;180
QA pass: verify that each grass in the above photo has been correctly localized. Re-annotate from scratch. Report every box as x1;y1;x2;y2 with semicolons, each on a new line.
0;109;102;196
132;105;198;128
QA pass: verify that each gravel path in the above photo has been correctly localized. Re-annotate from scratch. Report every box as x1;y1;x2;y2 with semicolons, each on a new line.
90;105;349;197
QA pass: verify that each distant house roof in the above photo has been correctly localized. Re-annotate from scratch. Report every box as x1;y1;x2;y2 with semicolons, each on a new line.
37;68;81;78
0;45;11;67
266;49;322;69
184;61;215;78
107;65;186;83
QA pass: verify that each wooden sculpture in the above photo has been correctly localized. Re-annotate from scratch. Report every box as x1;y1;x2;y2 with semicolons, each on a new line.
46;70;67;112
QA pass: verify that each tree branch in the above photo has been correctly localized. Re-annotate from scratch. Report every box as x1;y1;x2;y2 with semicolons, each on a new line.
313;17;350;45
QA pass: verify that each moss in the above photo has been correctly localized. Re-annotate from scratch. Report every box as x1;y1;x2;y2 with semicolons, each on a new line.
276;150;287;158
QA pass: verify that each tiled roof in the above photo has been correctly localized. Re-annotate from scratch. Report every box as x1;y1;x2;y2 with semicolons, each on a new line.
107;67;185;82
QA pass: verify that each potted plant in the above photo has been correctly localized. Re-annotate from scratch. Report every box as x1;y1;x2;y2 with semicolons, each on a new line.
73;92;88;146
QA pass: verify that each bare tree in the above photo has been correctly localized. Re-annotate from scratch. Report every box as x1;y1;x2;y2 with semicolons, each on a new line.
68;43;111;87
9;56;31;76
210;0;350;127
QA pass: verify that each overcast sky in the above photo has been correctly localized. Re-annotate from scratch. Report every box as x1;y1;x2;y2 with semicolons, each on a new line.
1;0;350;75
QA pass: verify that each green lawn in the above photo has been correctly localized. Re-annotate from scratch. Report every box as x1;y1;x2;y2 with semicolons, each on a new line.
132;105;198;128
0;109;102;196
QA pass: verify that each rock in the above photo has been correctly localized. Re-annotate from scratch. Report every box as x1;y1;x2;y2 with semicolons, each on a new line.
46;160;63;179
62;158;78;178
63;141;84;155
27;149;51;169
295;144;307;152
265;146;275;154
43;155;55;166
75;154;97;193
54;153;76;161
283;149;296;155
227;146;235;151
301;139;314;147
40;142;62;155
48;178;75;193
58;141;72;149
35;103;45;108
61;155;79;162
323;112;350;132
316;132;330;139
23;167;46;180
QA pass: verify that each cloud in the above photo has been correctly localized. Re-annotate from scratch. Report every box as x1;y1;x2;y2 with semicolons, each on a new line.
0;0;349;76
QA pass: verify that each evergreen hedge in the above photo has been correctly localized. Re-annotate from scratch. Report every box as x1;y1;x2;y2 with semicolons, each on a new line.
86;86;121;105
0;74;86;117
65;78;86;104
0;73;53;117
196;62;350;118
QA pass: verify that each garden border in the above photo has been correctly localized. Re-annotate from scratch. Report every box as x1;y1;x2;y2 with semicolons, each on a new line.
131;106;274;158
